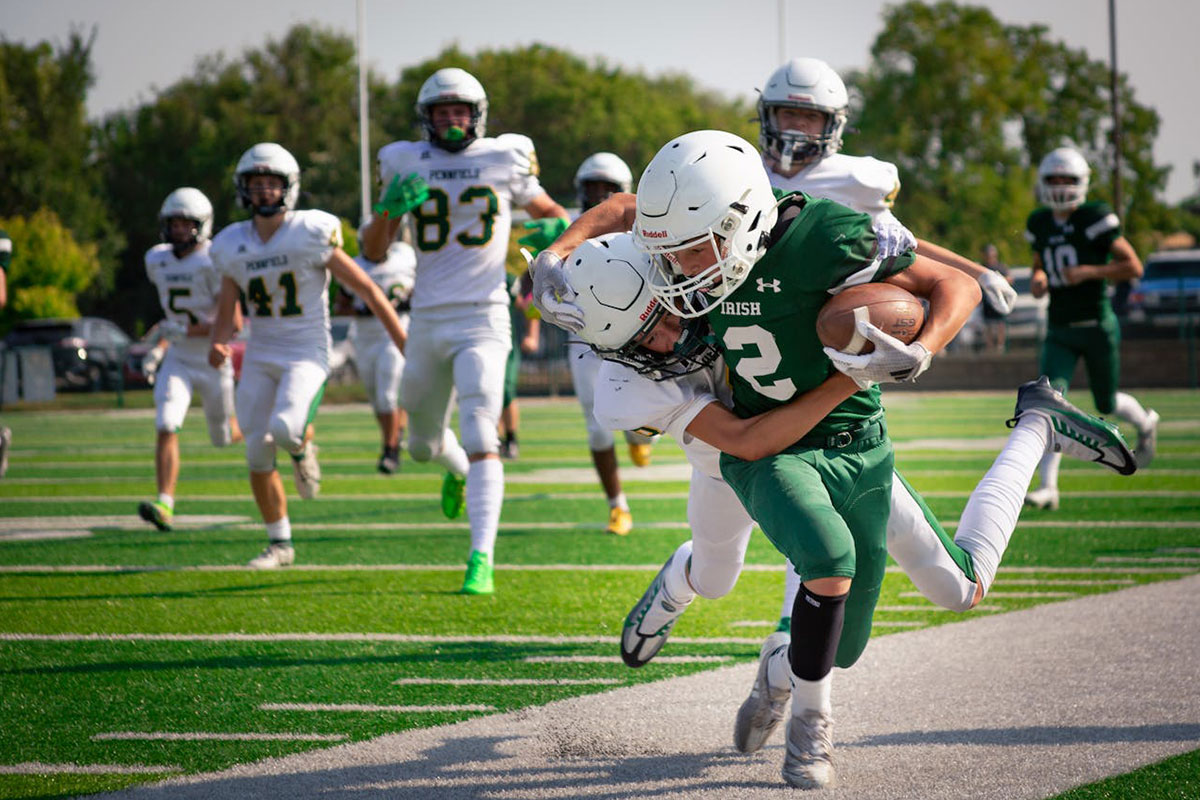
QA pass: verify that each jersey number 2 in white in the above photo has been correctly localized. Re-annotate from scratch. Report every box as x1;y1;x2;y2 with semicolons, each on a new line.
723;325;797;402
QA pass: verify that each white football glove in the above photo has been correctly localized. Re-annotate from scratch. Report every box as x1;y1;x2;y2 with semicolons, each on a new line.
142;344;166;384
824;319;933;390
978;269;1017;315
872;218;918;260
530;250;585;333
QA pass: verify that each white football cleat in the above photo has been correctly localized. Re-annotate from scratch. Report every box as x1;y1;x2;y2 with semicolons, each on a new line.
733;631;791;753
782;709;836;789
1135;409;1160;469
621;552;692;667
290;442;321;499
248;541;295;569
1024;487;1060;511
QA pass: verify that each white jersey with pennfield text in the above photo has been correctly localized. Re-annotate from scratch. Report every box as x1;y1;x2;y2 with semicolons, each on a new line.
210;210;341;365
144;241;222;357
349;244;417;345
768;152;901;224
592;357;732;480
376;135;545;311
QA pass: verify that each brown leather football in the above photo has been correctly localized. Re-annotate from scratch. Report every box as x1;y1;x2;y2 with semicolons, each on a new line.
816;283;925;354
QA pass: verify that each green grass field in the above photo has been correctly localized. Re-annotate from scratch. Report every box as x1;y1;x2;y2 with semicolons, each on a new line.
0;388;1197;799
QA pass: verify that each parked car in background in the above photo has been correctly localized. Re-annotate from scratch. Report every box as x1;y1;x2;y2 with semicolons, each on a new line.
1128;249;1200;329
4;317;130;391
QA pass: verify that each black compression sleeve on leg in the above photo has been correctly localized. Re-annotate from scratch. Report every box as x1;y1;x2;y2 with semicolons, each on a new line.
789;584;848;681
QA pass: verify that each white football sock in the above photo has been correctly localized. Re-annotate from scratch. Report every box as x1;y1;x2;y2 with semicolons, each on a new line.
662;540;695;603
265;517;291;543
466;458;504;556
955;414;1050;594
768;643;793;691
781;561;801;621
435;429;470;477
791;672;832;715
158;493;174;510
1036;449;1062;491
609;491;629;511
1113;392;1150;431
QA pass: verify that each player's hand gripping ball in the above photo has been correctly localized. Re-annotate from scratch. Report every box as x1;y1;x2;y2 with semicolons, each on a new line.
816;282;924;355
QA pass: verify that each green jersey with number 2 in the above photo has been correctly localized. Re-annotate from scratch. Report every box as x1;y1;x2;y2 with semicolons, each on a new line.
707;192;914;434
1025;200;1121;325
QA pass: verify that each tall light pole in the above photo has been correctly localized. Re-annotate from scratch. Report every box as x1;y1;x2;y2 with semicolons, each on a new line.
1108;0;1123;215
357;0;371;225
778;0;788;65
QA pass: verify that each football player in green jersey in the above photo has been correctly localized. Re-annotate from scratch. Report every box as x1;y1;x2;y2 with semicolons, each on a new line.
533;130;981;790
1024;147;1160;510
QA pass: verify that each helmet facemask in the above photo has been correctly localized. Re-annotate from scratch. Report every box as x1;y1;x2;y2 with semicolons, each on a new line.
637;191;766;318
161;216;203;256
1039;175;1088;213
237;170;293;218
759;104;847;172
592;298;719;381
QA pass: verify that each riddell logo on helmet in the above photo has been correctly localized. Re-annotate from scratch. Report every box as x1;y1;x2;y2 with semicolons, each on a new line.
641;230;669;239
787;93;816;103
638;299;660;321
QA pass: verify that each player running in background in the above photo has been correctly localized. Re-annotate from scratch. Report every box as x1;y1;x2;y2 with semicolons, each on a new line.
336;236;417;474
210;143;407;568
360;68;569;594
1024;146;1160;510
138;187;243;531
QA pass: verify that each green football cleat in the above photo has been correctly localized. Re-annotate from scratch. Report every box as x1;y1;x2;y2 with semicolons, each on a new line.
460;550;493;595
1008;376;1136;476
441;471;466;519
137;500;174;532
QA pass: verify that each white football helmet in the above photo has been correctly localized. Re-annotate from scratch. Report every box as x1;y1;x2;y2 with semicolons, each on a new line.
416;67;487;152
633;130;779;317
159;187;213;246
574;152;633;210
566;233;718;380
1038;146;1091;213
234;143;301;216
757;57;849;170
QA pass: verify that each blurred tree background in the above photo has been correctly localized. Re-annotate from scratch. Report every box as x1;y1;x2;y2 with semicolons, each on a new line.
1;1;1196;335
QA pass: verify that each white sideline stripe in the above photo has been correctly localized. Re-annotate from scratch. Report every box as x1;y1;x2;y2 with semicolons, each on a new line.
993;578;1136;586
1159;547;1200;554
0;563;1195;576
1099;556;1200;563
0;515;247;530
525;655;733;664
0;762;180;775
261;703;494;713
92;732;347;742
900;590;1081;599
875;604;1002;612
0;632;763;645
392;678;623;686
0;530;93;542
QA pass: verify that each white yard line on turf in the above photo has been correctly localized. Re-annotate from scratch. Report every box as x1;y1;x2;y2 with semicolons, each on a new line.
524;655;732;664
902;590;1081;599
0;531;93;541
393;678;624;686
260;703;494;713
0;632;764;645
0;563;1195;575
0;762;180;774
93;732;347;742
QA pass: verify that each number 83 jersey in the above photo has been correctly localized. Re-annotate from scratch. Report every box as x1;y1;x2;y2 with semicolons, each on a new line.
376;135;546;311
210;209;342;364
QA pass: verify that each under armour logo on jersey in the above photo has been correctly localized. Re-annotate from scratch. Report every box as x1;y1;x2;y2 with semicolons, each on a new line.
756;278;782;293
237;245;247;254
420;151;431;160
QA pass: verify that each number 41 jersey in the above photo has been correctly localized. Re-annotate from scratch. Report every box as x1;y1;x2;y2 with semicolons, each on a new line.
210;209;342;365
377;135;546;311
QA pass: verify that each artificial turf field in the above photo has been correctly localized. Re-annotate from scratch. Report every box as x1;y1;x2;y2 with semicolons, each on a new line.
0;388;1196;799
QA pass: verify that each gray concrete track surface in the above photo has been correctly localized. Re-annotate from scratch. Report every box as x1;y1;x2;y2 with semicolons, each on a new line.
99;574;1200;799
